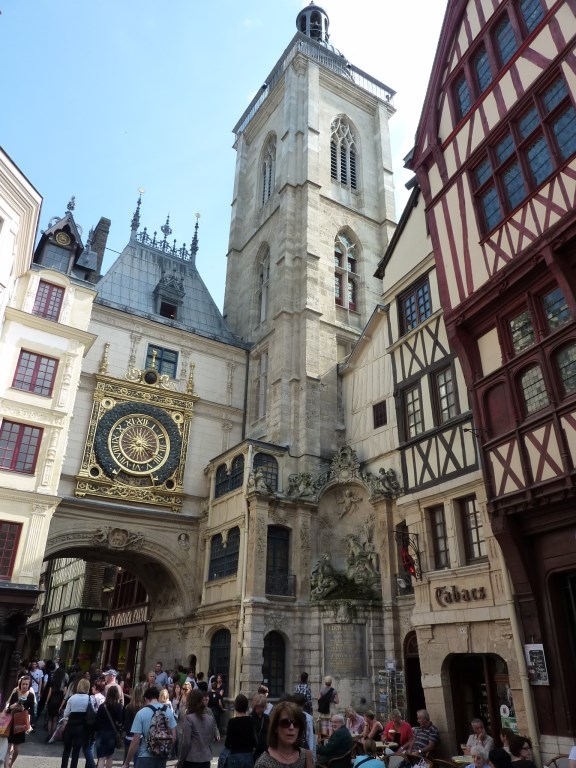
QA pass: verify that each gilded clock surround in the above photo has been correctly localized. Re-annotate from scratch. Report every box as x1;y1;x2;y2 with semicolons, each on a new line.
75;361;198;512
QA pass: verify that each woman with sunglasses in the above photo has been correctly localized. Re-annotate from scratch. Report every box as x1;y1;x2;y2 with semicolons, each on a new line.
255;701;313;768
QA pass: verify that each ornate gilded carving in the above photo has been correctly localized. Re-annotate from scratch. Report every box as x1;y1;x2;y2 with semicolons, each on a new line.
91;527;145;550
75;371;198;510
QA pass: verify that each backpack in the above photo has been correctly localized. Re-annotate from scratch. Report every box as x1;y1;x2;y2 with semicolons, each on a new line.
317;687;334;715
145;704;172;757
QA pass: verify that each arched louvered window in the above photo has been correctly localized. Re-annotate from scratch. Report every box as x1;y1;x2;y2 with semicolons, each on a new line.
208;526;240;581
261;136;277;205
253;453;278;491
330;117;358;190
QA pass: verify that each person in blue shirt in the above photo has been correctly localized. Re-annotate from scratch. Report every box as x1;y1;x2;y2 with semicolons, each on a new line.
120;686;176;768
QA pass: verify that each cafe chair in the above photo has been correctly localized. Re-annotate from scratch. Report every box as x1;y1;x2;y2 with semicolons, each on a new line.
547;756;569;768
316;746;356;768
432;759;458;768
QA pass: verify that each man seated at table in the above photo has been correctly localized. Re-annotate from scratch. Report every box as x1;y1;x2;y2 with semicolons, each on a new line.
317;714;354;768
463;720;494;755
345;708;366;737
399;709;440;758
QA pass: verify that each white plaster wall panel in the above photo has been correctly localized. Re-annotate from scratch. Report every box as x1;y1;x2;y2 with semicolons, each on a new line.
477;328;501;377
524;424;563;483
560;412;576;469
488;440;526;496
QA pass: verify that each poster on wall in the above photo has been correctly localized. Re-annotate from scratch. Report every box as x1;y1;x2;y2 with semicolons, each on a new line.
524;643;549;685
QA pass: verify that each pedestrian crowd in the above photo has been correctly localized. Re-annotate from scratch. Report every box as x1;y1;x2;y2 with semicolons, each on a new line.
0;660;547;768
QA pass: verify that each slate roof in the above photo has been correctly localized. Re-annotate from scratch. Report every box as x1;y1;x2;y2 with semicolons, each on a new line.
95;237;244;347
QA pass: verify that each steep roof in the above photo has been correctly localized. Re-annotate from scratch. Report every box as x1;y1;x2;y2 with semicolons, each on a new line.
95;222;244;347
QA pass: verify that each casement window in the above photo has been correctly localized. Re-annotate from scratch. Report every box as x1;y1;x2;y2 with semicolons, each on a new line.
0;421;43;473
209;629;231;684
405;385;424;438
266;526;292;596
253;452;279;491
507;286;572;357
520;365;550;414
208;526;240;580
12;351;58;396
452;0;544;121
474;45;492;93
459;496;487;562
214;455;245;499
556;344;576;396
399;276;432;334
145;345;178;378
330;117;358;189
429;505;450;569
434;366;458;423
261;136;276;205
32;280;64;321
373;401;387;429
474;74;576;233
0;521;22;580
334;232;358;311
257;250;270;324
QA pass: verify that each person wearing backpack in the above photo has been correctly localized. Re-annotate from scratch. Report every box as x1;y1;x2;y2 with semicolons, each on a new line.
317;677;339;715
120;685;176;768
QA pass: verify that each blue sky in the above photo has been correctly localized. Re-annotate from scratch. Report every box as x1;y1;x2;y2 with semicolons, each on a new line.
1;0;447;309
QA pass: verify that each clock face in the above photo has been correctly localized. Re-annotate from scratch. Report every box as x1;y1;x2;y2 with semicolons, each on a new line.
55;231;71;246
94;402;182;484
108;414;170;475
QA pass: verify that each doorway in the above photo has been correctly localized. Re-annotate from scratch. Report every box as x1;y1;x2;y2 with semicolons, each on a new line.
404;631;425;724
449;654;510;745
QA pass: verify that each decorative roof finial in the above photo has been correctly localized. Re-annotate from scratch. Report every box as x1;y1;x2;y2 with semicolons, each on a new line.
161;214;172;242
99;342;110;375
131;188;144;233
66;196;76;213
191;212;200;259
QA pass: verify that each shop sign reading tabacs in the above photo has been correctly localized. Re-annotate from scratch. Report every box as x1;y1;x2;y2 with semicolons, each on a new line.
434;584;487;607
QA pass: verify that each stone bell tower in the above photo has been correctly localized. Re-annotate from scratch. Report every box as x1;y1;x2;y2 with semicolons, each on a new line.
224;2;396;464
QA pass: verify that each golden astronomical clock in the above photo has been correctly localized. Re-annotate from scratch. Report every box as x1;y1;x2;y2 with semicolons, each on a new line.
94;402;182;484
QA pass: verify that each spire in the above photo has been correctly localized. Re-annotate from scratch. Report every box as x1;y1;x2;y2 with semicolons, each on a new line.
131;189;144;235
190;212;200;266
161;214;172;244
296;2;330;44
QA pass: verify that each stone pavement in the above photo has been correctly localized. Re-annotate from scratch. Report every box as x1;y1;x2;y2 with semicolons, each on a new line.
7;717;222;767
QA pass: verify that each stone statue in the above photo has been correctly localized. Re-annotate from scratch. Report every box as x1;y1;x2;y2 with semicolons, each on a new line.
336;488;362;517
311;553;339;599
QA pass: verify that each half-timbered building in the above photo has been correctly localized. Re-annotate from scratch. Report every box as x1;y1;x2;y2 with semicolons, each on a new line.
344;184;525;753
407;0;576;756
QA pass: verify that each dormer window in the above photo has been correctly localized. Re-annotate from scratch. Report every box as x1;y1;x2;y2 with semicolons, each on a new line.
153;268;185;320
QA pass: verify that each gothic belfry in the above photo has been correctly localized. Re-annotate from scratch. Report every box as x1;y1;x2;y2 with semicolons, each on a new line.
224;2;396;461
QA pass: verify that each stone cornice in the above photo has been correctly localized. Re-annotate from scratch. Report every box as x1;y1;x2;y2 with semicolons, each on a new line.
4;307;97;351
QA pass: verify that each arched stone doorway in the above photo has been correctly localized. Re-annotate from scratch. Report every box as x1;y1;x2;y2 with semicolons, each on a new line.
40;504;197;677
404;631;425;723
448;653;512;746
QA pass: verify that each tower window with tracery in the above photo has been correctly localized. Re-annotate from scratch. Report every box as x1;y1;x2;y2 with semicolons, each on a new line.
334;232;358;311
257;249;270;324
261;136;276;206
330;117;358;189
